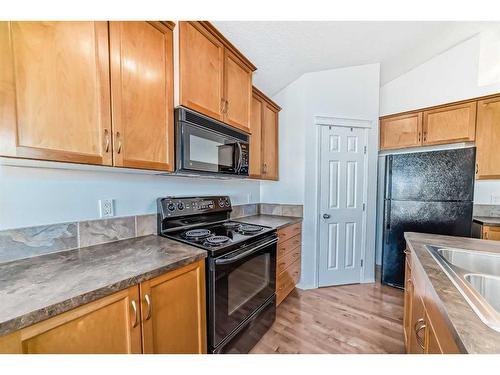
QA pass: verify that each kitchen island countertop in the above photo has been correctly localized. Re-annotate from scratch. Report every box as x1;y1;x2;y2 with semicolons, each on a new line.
404;232;500;353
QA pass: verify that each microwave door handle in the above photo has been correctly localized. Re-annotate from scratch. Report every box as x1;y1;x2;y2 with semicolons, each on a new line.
215;238;278;265
235;141;243;173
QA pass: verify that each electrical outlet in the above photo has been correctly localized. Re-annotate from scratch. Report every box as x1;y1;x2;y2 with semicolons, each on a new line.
99;199;114;218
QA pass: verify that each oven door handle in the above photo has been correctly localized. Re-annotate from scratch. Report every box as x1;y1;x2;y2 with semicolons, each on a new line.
215;237;278;265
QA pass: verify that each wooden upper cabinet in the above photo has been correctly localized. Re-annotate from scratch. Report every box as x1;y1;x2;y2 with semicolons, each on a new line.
379;112;422;150
0;286;142;354
476;96;500;179
0;21;112;165
261;102;279;180
223;50;252;133
249;93;263;177
254;87;280;181
109;21;175;171
179;21;225;121
177;21;255;132
140;260;206;354
422;101;476;146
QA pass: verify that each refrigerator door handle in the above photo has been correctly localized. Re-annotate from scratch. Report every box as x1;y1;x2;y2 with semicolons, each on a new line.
384;199;391;244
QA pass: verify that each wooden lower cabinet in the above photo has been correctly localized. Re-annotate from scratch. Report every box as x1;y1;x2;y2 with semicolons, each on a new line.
0;286;142;354
403;257;413;349
0;260;206;354
482;225;500;241
140;260;206;354
404;246;461;354
276;223;302;306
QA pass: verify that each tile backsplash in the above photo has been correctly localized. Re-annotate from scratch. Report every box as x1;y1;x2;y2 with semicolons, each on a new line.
231;203;303;219
0;214;157;264
473;204;500;218
0;202;302;264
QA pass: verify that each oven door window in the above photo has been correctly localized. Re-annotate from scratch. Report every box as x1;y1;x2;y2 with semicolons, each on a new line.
182;123;238;173
212;242;276;348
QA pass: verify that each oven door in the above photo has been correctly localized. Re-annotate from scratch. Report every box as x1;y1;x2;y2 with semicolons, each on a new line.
208;234;277;349
179;121;244;174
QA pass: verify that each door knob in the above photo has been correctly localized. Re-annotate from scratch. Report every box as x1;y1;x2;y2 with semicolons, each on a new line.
323;214;331;219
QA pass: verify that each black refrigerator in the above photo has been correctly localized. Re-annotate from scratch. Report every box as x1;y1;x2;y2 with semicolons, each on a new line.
381;147;476;288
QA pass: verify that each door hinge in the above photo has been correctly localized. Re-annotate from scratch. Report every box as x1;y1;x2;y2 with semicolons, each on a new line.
362;203;366;211
361;259;364;267
364;146;367;154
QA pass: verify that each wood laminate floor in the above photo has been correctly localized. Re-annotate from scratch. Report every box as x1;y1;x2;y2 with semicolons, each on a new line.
251;280;405;354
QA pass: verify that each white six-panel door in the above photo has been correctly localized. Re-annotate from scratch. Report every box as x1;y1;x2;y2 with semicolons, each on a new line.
318;125;367;286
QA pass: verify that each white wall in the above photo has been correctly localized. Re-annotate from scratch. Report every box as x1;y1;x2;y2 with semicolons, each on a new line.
380;30;500;116
262;63;381;289
0;165;260;230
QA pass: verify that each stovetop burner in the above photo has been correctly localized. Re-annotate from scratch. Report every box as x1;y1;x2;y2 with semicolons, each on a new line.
238;224;264;235
182;228;212;241
204;235;231;247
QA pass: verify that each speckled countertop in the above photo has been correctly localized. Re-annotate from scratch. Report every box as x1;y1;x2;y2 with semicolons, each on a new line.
236;214;302;230
473;216;500;227
404;232;500;353
0;235;206;337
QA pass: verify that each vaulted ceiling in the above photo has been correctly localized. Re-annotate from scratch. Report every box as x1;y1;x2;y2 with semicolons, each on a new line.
213;21;497;96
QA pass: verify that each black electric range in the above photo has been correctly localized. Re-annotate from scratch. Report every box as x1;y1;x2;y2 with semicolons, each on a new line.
157;196;277;354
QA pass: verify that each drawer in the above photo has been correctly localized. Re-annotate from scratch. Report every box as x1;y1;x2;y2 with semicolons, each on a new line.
277;235;301;259
276;258;301;306
277;246;301;275
278;223;302;243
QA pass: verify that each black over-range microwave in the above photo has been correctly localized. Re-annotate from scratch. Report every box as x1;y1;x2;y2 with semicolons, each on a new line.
175;107;249;177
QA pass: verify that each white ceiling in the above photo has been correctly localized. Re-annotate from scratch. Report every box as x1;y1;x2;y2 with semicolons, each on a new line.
213;21;497;96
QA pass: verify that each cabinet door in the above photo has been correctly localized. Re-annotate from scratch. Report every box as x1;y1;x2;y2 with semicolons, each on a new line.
223;50;252;133
179;21;224;121
0;21;112;165
476;97;500;179
424;311;442;354
379;112;422;150
249;94;263;178
483;226;500;241
0;287;142;354
109;21;175;171
422;102;476;146
140;260;207;354
261;103;279;180
403;258;413;351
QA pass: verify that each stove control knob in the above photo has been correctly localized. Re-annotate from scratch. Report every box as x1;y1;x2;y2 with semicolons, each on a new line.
167;202;176;212
218;199;225;208
224;198;230;207
177;202;185;210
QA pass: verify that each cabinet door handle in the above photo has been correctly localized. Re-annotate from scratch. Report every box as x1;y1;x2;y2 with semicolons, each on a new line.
414;318;426;350
423;131;427;142
418;132;421;142
220;98;226;114
104;129;110;153
116;132;122;154
131;300;139;328
144;294;152;321
476;163;479;175
226;100;230;114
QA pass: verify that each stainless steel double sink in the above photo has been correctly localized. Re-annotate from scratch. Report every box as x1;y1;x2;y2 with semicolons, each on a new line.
426;245;500;332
